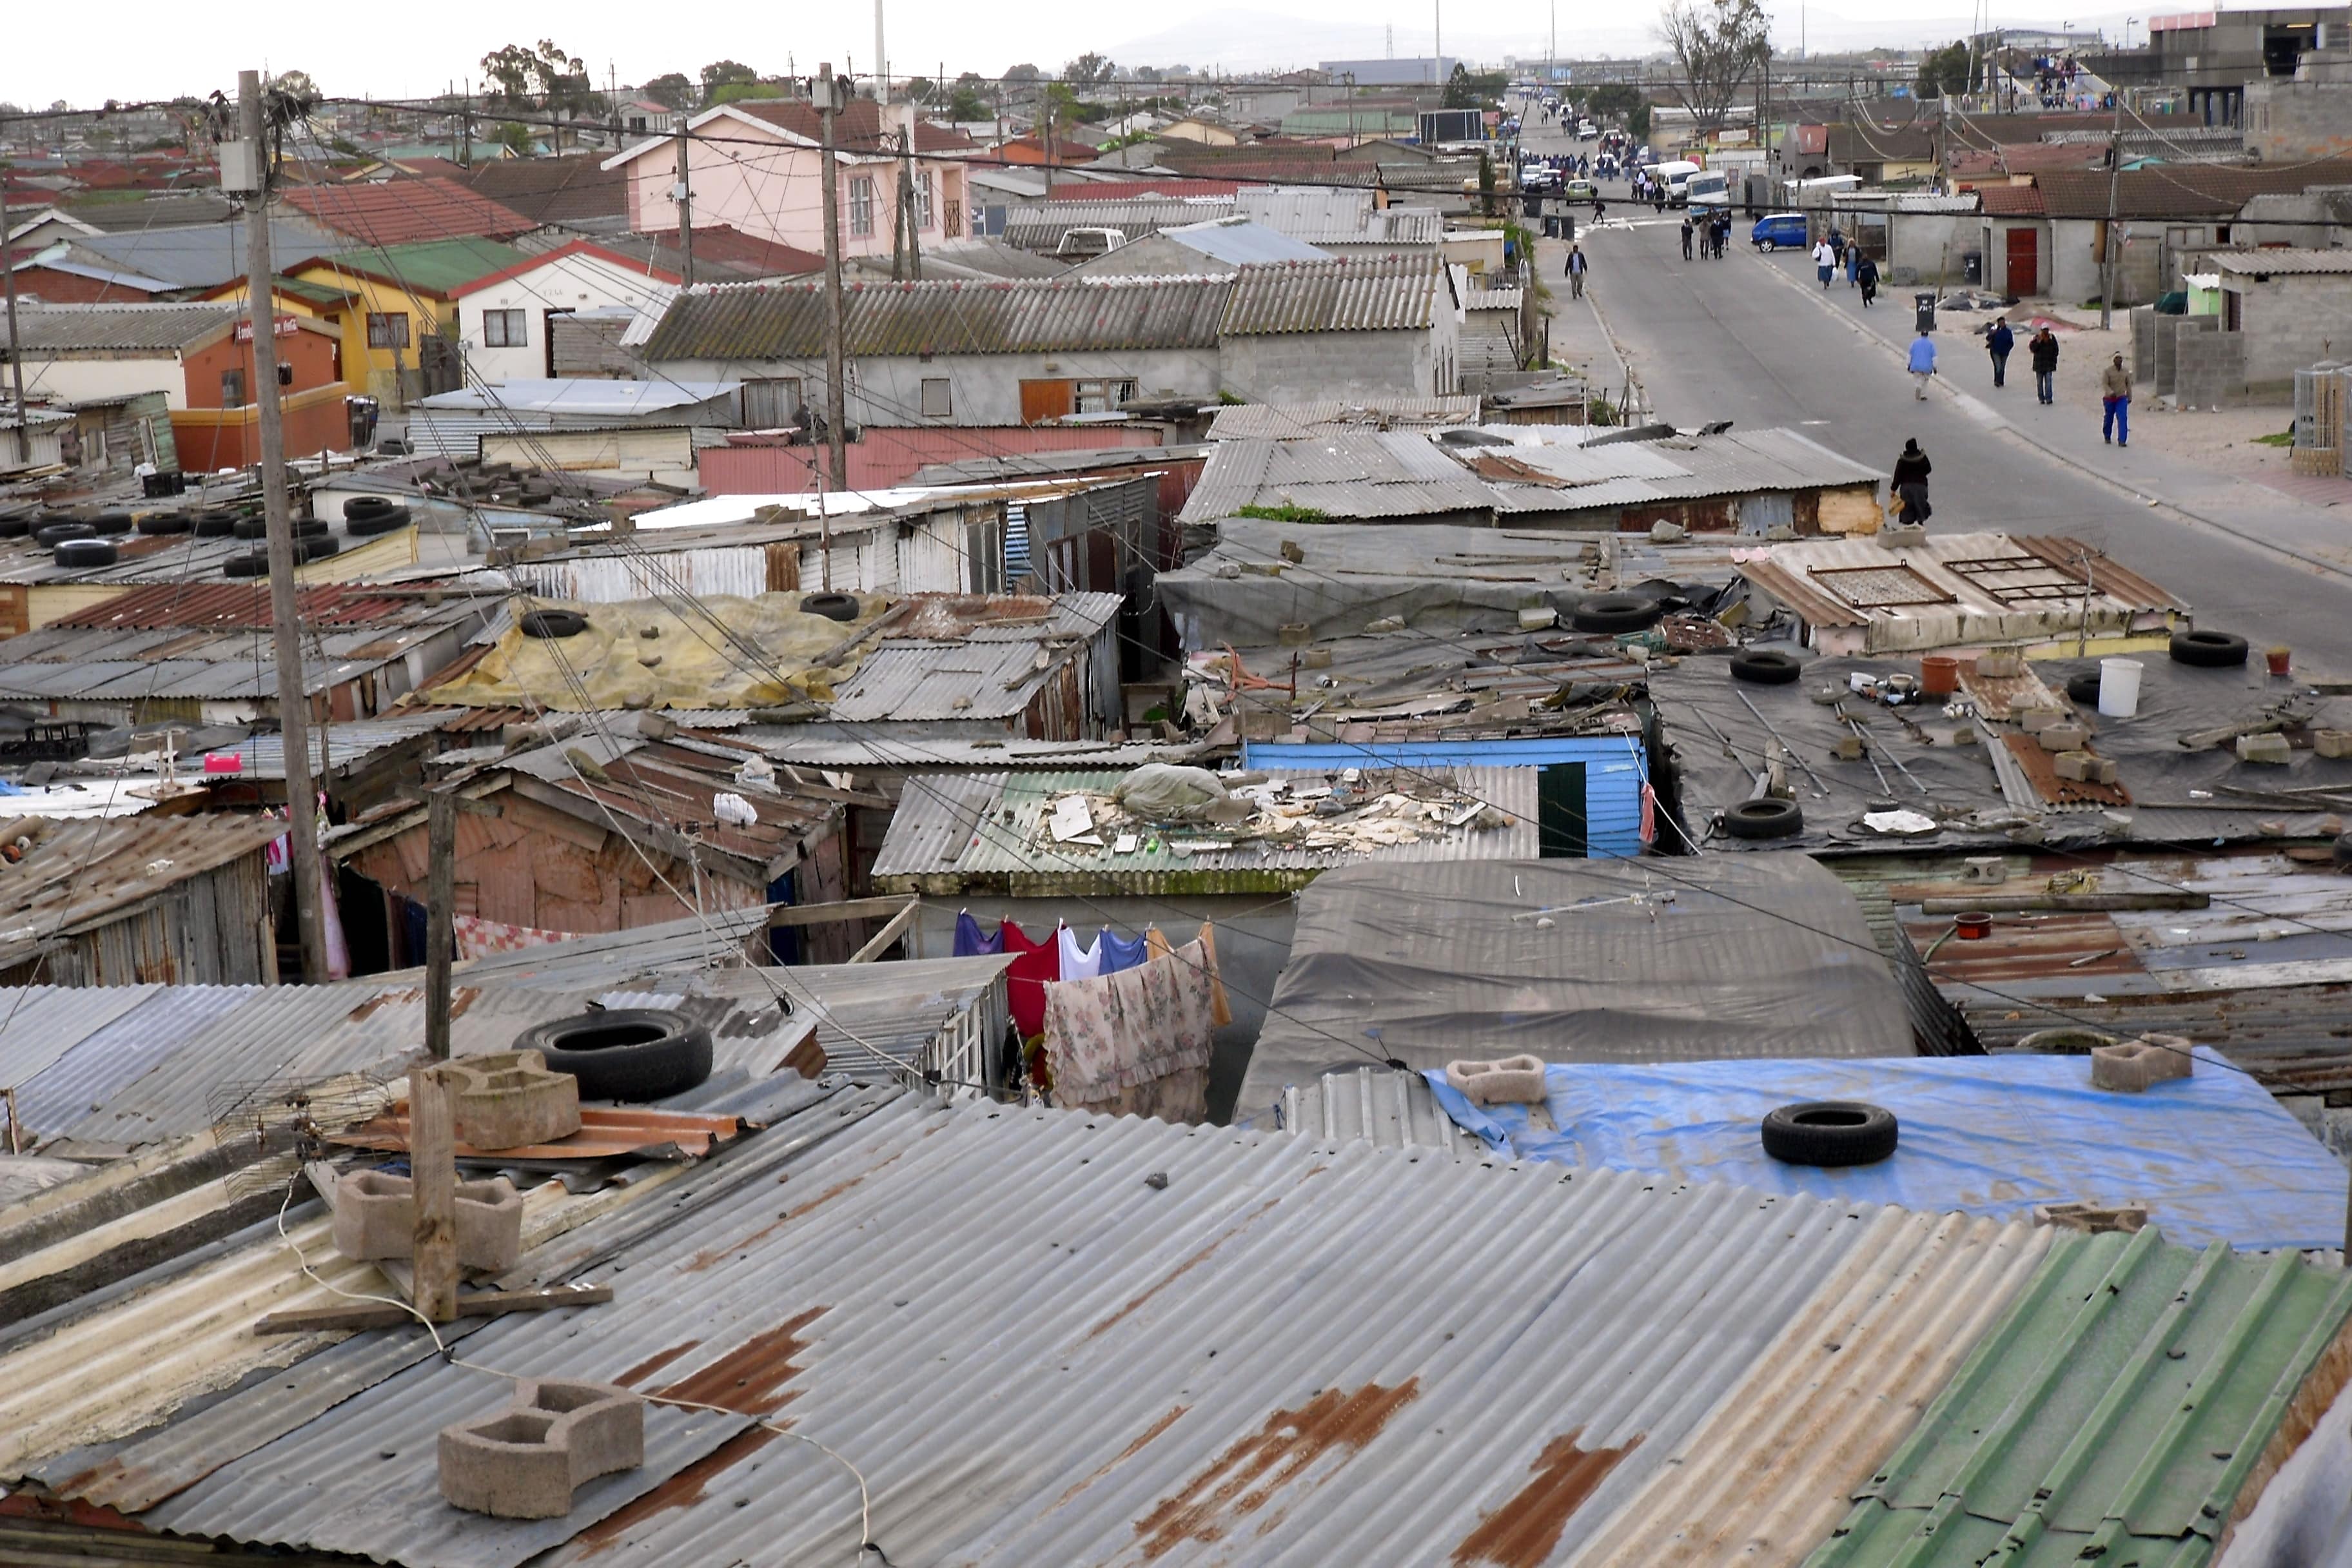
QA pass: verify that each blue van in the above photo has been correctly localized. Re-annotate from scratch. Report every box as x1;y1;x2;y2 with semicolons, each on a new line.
1750;213;1808;251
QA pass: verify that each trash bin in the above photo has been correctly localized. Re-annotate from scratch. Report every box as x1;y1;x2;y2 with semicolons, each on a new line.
1541;214;1561;239
1963;249;1983;284
1915;293;1939;333
346;395;380;450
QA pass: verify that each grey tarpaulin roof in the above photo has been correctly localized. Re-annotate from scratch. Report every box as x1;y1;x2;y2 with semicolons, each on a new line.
1235;854;1914;1120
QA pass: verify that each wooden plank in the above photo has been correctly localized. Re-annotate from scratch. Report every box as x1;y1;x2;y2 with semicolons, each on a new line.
409;1066;456;1323
1917;892;2211;914
765;894;917;930
254;1284;613;1337
848;897;921;963
425;792;456;1063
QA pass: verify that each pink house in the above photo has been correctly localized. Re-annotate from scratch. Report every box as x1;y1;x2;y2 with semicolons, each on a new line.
600;99;975;261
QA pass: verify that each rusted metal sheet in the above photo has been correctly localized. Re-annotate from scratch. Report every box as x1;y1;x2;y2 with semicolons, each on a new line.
1999;732;2133;807
333;1105;744;1161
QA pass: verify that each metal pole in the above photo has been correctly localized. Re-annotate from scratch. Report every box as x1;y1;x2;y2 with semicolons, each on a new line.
874;0;887;104
818;65;847;588
899;126;922;281
674;126;694;287
2101;86;2124;329
240;70;331;984
0;166;27;462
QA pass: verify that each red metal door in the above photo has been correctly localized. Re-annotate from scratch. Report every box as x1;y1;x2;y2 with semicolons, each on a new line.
2005;227;2039;297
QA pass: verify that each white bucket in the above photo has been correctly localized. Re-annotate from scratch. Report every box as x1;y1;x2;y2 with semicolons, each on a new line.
2098;657;2143;718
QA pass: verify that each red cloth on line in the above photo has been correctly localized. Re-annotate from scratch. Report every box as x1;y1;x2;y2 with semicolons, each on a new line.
1002;919;1063;1039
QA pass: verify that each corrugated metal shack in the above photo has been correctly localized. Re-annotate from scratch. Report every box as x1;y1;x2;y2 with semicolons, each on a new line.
0;812;282;988
5;1084;2349;1568
1178;423;1886;530
0;584;494;727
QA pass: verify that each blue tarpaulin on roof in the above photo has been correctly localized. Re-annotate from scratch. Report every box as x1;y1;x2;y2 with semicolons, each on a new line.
1424;1048;2349;1251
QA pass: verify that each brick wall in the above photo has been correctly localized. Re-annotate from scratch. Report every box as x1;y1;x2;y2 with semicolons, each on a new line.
2246;78;2352;161
2176;324;2252;407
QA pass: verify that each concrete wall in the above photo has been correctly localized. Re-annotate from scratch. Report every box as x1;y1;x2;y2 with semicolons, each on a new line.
1219;319;1456;404
2248;77;2352;160
660;347;1220;427
15;353;185;410
1983;218;2053;296
2177;319;2254;407
1886;211;1977;284
616;115;968;259
2228;271;2352;397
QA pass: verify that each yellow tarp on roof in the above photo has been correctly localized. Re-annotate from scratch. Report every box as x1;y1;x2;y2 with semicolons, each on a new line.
431;593;890;711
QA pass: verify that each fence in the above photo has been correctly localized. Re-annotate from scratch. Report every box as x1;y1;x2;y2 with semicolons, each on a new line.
2292;361;2346;476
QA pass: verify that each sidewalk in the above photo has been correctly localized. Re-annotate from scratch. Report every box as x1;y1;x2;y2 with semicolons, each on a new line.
1756;250;2352;577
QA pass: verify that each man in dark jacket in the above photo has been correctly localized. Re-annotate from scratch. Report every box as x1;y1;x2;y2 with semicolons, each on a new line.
1681;216;1694;260
1856;254;1879;307
1986;317;2015;389
1891;438;1933;525
2029;326;2061;404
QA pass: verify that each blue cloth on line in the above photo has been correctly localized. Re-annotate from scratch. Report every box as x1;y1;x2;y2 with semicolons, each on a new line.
1423;1048;2347;1252
953;911;1003;957
1097;928;1150;974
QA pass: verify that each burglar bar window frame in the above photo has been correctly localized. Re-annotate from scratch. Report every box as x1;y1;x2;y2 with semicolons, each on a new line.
1807;562;1959;609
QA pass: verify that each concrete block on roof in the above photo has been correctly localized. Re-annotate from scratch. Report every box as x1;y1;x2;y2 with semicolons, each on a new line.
2090;1034;2195;1093
2037;721;2090;752
2054;751;2121;784
439;1380;644;1519
2314;729;2352;759
1975;652;2024;678
331;1170;524;1273
1445;1055;1547;1105
446;1050;580;1151
2237;732;2294;765
2017;705;2064;734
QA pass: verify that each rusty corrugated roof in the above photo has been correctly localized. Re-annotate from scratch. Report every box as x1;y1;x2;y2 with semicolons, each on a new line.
642;273;1233;360
47;582;469;632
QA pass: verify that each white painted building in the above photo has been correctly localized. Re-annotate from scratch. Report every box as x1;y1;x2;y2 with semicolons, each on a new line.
447;240;684;384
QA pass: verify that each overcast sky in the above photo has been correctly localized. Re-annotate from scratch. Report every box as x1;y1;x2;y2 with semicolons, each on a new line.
6;1;2142;112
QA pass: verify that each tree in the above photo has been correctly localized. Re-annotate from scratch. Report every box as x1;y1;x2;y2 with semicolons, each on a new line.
1478;150;1496;217
1443;64;1509;110
1061;54;1116;85
946;86;989;121
1916;41;1970;99
642;72;694;110
1004;63;1041;84
907;76;936;104
493;121;534;155
480;40;599;146
1136;66;1162;83
699;59;760;102
1587;83;1645;124
267;70;320;108
1659;0;1772;132
707;80;785;105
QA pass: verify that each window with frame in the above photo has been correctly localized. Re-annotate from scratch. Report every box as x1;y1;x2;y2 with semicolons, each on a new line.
919;377;952;418
1072;378;1137;414
482;309;527;348
741;377;803;426
366;311;410;349
943;199;963;239
219;368;247;407
849;177;876;237
914;171;934;230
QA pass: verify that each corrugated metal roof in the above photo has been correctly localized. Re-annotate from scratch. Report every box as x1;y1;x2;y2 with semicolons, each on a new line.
1812;1228;2352;1568
642;273;1234;361
1263;1063;1481;1154
199;710;460;781
1181;430;1498;522
0;814;283;974
14;1091;2060;1568
999;197;1237;248
4;303;237;353
1220;253;1444;335
2209;248;2352;276
1204;395;1481;439
871;763;1541;894
47;583;481;632
1157;216;1330;265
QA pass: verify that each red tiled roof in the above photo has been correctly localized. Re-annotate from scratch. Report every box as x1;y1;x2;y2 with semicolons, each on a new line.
1950;142;2108;177
687;225;824;276
1978;183;2049;216
279;175;538;245
466;154;629;226
2030;161;2352;218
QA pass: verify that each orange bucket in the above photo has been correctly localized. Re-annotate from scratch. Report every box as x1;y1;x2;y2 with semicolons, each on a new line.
1921;655;1960;696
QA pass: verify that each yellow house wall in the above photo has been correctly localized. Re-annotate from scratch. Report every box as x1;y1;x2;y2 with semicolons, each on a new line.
287;262;454;404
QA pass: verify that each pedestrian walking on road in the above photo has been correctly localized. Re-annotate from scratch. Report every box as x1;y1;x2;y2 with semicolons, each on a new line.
1845;244;1861;286
2030;325;2060;404
1828;228;1847;268
1986;316;2015;389
1680;217;1693;260
1566;244;1588;299
2101;353;2133;446
1857;253;1879;307
1908;329;1938;399
1891;438;1934;525
1714;214;1730;258
1814;237;1838;288
1594;196;1607;223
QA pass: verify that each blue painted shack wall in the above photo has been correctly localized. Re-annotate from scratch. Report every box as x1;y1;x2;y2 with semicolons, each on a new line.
1240;736;1649;858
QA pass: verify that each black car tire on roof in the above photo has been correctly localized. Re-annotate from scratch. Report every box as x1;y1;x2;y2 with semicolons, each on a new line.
90;511;133;535
1571;593;1663;633
519;609;589;640
1723;796;1803;839
300;536;340;562
232;516;269;540
2065;670;2102;705
35;523;93;546
342;495;400;522
223;551;270;578
193;510;240;538
2170;629;2249;668
1761;1101;1900;1166
344;501;411;536
2335;831;2352;868
799;593;861;623
54;539;117;568
0;516;28;539
136;511;191;536
1730;647;1803;684
515;1008;714;1101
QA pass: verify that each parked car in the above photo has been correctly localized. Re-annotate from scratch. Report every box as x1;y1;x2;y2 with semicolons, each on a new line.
1750;213;1808;251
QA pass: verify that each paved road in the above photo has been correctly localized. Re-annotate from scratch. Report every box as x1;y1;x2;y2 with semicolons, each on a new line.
1509;103;2352;664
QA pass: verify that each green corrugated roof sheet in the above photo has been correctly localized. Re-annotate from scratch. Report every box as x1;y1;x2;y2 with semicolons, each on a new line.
302;237;529;297
1807;1226;2352;1568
